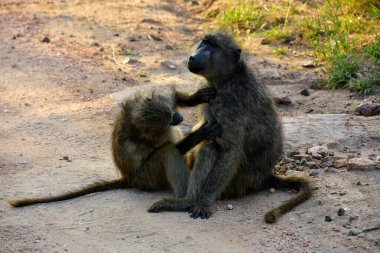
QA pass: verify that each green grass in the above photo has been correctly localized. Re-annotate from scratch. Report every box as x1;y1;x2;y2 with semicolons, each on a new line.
209;0;380;94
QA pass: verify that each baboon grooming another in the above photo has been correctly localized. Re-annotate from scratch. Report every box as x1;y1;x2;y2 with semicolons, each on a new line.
7;87;221;207
149;33;312;223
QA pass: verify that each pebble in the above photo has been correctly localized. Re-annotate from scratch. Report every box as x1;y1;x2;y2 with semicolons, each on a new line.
302;60;316;68
355;103;380;116
299;88;310;96
309;169;320;176
261;38;271;45
325;215;333;222
306;161;319;170
319;160;333;168
226;204;234;210
42;36;50;43
333;159;347;168
285;170;304;176
160;61;176;70
274;96;292;106
311;152;323;159
284;150;299;158
308;145;329;157
269;188;276;194
293;154;312;161
347;229;361;236
347;158;377;171
337;208;345;216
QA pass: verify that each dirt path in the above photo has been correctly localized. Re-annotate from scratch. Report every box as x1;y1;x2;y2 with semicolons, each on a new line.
0;1;379;252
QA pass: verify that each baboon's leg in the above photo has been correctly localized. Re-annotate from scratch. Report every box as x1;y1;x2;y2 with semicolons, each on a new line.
162;145;189;197
186;143;219;201
148;142;217;213
188;149;241;219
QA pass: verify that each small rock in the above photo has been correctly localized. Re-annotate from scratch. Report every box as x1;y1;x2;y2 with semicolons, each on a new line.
161;61;176;70
302;60;316;68
148;34;162;41
337;208;345;216
309;169;320;176
325;215;333;222
376;156;380;162
347;229;361;236
333;159;347;168
226;204;234;210
274;96;292;106
269;188;276;194
355;103;380;116
312;250;328;253
279;157;294;164
299;88;310;96
308;145;329;157
285;170;304;176
42;36;50;43
61;156;72;162
91;42;100;47
293;154;312;161
284;150;299;158
326;142;338;149
347;158;377;171
311;152;323;160
319;160;333;168
113;33;120;37
165;45;174;50
306;162;319;170
261;38;271;45
305;109;314;113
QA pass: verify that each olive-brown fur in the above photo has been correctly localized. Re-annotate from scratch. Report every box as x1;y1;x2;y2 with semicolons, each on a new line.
149;33;312;223
7;87;220;207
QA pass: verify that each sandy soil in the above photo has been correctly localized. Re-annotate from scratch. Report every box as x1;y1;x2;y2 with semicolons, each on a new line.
0;1;379;252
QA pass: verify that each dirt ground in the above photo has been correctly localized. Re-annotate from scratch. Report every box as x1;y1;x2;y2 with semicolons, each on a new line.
0;1;379;252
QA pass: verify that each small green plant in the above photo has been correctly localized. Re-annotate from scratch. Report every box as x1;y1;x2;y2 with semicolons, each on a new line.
365;35;380;63
325;52;361;89
349;71;380;94
273;46;289;55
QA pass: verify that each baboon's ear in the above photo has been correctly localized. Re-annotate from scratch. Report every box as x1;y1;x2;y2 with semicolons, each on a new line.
234;48;241;63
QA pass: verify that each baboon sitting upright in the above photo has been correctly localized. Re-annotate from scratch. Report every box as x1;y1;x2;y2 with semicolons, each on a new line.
149;33;312;223
7;87;221;207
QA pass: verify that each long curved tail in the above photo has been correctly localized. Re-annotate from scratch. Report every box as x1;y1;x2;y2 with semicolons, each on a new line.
264;174;313;223
7;178;125;207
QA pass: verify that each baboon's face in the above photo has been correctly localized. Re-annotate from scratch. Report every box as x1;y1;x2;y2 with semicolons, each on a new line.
132;94;183;137
188;33;241;80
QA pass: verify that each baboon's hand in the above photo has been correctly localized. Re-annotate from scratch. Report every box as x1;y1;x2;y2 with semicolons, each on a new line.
199;121;223;139
188;202;212;219
148;198;190;213
195;87;217;103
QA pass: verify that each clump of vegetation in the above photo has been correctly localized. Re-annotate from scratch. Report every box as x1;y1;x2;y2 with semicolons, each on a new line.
209;0;380;94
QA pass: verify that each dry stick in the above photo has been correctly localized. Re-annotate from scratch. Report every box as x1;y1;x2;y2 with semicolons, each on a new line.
112;45;128;74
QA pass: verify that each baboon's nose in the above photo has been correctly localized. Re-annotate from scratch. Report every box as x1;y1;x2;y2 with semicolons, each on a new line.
188;56;194;63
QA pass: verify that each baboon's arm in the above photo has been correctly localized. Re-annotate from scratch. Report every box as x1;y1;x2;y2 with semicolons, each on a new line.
175;87;216;107
175;121;222;155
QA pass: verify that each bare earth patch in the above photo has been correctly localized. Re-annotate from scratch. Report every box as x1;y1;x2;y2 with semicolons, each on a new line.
0;1;379;252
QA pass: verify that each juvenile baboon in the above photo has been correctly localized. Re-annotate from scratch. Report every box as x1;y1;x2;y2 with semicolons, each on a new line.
7;87;221;207
148;33;312;223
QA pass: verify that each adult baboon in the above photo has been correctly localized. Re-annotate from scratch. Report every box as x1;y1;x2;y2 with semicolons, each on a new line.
148;33;312;223
7;87;221;207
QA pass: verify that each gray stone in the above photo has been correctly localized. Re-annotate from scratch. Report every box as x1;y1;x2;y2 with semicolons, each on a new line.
355;103;380;116
308;145;329;157
285;170;305;176
347;229;361;236
309;169;320;176
337;208;345;216
293;154;312;161
333;159;347;168
302;60;316;68
347;158;377;171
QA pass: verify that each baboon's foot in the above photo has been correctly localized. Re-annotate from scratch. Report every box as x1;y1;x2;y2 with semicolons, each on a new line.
188;202;213;219
148;198;190;213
